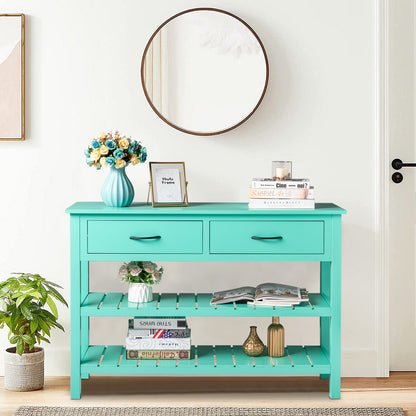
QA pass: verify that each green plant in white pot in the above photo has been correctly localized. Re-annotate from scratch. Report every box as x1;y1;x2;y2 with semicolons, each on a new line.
119;261;163;303
0;273;68;391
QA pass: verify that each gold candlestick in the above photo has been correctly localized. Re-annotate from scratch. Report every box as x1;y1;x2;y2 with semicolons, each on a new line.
267;317;285;357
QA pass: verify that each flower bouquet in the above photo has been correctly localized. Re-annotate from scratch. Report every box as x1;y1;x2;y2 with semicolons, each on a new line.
84;131;147;170
119;261;163;303
84;131;147;207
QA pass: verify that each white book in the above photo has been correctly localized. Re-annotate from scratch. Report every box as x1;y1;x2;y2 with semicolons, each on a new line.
125;336;191;351
248;199;315;209
251;179;310;189
129;317;187;329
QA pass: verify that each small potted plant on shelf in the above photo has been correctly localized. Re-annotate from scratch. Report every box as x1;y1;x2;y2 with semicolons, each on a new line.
0;273;68;391
119;261;163;303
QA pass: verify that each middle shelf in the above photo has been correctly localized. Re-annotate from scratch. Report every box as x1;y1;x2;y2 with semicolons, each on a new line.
81;292;330;317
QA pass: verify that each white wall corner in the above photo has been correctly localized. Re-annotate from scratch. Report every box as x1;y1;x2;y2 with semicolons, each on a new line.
342;349;378;377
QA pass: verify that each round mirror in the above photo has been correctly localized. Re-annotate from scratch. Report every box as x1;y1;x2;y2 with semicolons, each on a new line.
141;8;269;136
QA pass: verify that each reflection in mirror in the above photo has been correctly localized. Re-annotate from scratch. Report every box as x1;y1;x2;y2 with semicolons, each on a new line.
141;9;269;136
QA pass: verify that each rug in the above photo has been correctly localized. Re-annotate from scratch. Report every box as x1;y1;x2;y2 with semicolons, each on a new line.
14;407;405;416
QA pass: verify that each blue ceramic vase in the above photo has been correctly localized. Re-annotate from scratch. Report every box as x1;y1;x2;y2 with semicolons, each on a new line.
101;166;134;207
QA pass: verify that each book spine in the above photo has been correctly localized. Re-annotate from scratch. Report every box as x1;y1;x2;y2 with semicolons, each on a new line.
248;199;315;209
125;336;191;350
251;180;310;189
129;318;187;329
128;328;191;339
248;187;314;199
126;350;191;360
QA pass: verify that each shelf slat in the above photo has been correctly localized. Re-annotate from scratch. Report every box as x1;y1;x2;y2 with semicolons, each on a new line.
81;344;330;375
81;292;330;317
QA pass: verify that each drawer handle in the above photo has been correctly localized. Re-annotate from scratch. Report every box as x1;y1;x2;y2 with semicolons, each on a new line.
251;236;283;240
129;236;161;240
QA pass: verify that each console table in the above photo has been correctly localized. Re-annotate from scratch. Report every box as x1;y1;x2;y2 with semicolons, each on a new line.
66;202;345;399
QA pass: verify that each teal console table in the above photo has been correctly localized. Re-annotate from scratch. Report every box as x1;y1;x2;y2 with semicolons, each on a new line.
66;202;346;399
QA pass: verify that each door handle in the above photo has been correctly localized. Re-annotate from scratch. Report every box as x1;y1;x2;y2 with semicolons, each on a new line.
129;236;161;240
392;159;416;170
251;236;283;240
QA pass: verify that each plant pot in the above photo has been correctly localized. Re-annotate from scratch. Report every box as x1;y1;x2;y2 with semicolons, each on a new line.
101;166;134;207
128;283;153;303
4;347;44;391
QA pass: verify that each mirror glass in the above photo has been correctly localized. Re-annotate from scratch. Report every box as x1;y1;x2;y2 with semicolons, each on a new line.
141;9;269;136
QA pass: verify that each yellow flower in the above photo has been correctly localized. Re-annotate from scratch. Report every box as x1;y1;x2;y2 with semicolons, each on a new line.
115;158;126;169
130;155;139;165
91;149;101;161
100;145;109;155
99;132;107;140
100;157;107;166
119;138;129;149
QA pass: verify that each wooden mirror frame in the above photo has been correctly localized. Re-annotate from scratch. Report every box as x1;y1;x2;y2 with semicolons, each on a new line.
140;8;269;136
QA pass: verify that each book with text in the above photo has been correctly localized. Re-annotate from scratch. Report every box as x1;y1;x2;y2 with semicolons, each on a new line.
126;350;191;360
248;199;315;209
251;178;310;189
248;187;314;199
128;328;191;339
126;336;191;350
129;317;187;330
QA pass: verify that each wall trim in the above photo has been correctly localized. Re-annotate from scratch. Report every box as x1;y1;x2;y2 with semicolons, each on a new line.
375;0;389;377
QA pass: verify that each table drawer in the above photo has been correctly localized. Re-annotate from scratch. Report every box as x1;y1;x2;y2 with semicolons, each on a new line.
87;220;203;254
210;221;324;254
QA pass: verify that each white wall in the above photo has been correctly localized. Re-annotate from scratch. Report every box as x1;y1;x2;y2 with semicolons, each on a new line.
0;0;378;376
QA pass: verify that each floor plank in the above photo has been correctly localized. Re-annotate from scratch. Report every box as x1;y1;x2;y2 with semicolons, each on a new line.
0;373;415;416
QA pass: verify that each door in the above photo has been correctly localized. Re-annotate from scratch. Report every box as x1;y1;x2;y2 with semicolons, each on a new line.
389;0;416;370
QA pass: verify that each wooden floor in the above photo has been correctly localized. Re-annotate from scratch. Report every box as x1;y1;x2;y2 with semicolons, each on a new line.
1;372;415;416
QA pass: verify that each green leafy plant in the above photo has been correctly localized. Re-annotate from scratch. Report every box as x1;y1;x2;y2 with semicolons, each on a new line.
0;273;68;355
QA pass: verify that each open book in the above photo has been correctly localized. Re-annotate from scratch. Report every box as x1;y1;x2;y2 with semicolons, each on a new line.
210;283;309;307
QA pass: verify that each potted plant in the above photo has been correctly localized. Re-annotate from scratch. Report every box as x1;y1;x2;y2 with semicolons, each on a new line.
84;131;147;207
119;261;163;303
0;273;68;391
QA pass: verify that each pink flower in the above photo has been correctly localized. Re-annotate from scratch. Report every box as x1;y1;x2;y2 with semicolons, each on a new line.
119;265;128;277
130;266;141;276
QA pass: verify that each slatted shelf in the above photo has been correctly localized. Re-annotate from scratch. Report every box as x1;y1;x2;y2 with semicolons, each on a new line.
80;344;330;375
81;292;330;317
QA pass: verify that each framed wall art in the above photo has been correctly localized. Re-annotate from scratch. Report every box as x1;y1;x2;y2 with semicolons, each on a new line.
149;162;188;207
0;14;25;141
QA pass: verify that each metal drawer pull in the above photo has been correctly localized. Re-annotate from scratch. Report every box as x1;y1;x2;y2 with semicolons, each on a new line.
129;236;161;240
251;236;283;240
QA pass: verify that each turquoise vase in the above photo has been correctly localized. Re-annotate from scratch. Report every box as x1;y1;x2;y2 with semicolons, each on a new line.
101;166;134;207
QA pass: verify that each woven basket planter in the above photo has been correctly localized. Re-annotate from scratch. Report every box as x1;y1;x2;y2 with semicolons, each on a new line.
4;347;44;391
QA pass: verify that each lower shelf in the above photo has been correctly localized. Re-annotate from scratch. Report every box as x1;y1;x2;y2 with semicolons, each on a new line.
81;345;330;375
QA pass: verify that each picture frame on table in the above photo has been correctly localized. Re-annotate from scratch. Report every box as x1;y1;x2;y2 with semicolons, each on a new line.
0;14;25;141
149;162;188;207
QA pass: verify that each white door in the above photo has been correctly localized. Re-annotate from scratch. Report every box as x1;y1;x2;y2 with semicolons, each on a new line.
389;0;416;370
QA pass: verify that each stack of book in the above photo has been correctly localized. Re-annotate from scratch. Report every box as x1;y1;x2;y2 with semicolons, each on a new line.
248;178;315;209
125;317;191;360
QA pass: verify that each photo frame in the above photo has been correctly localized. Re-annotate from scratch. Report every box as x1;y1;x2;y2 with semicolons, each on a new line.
0;14;25;141
149;162;188;207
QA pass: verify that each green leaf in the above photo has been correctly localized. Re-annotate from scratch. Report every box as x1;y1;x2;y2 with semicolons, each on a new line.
20;304;33;320
30;318;38;334
46;296;58;318
16;294;27;308
38;319;50;336
10;335;19;344
16;338;24;355
22;334;34;345
47;286;68;307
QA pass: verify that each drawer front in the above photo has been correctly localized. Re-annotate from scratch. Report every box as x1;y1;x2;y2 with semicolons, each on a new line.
210;221;324;254
87;220;203;254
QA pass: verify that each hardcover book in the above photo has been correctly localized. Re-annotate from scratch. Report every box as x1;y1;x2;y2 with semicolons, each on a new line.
126;350;191;360
128;328;191;339
125;336;191;350
248;187;314;200
251;178;310;189
248;199;315;209
129;317;187;329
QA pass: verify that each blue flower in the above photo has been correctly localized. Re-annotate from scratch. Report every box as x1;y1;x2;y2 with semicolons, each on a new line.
106;156;116;167
86;158;94;166
106;140;116;150
84;148;91;157
91;140;100;149
114;149;125;159
128;140;138;154
139;147;147;163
